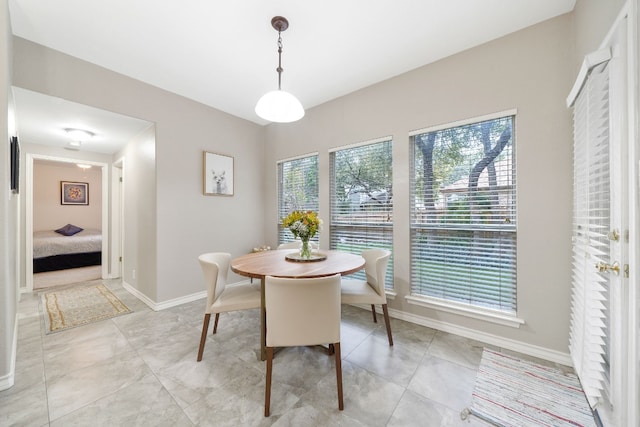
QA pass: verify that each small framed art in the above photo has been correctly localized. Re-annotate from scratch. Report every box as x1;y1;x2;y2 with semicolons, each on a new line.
203;151;234;196
61;181;89;205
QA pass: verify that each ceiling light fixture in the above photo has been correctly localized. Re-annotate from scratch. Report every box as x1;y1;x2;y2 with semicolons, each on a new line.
76;164;92;169
255;16;305;123
65;128;94;141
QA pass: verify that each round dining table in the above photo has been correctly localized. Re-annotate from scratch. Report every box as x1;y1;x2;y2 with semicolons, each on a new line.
231;249;365;360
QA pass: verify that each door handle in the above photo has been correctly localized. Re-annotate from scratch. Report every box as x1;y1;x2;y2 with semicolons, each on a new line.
595;261;620;275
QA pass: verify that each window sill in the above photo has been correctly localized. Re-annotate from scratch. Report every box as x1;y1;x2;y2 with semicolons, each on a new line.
405;295;525;328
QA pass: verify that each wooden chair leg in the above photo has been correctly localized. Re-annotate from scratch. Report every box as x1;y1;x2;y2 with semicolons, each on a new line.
197;313;211;361
265;347;274;417
334;342;344;410
382;304;393;346
371;304;378;323
328;343;335;355
212;313;220;334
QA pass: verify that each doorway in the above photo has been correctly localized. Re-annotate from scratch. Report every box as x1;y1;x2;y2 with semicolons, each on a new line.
13;87;153;293
567;10;638;427
25;154;110;292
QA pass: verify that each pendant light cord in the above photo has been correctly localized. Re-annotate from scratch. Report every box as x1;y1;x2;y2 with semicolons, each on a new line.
277;31;283;90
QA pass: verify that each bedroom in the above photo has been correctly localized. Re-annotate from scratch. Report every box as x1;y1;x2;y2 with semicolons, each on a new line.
31;159;102;289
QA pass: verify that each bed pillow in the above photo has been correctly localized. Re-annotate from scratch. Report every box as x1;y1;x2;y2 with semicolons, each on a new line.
55;224;84;236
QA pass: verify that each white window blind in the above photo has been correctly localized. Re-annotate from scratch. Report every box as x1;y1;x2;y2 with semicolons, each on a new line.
330;139;393;288
570;62;610;407
410;115;517;313
277;155;319;244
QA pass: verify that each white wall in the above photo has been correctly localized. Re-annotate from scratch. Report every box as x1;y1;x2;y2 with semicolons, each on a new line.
264;14;576;356
33;161;102;231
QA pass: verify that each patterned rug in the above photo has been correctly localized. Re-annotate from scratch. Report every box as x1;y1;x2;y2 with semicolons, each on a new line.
42;284;132;334
466;348;596;427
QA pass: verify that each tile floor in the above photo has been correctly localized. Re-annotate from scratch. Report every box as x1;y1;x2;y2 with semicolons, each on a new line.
0;279;562;426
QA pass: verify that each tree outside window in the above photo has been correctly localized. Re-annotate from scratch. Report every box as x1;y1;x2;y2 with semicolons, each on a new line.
411;116;516;313
330;139;394;288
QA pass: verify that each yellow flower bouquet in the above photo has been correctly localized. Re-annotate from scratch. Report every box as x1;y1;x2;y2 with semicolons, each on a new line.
282;210;322;258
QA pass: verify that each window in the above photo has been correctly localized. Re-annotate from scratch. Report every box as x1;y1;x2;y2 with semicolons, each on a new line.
410;114;516;314
330;138;393;288
277;154;319;244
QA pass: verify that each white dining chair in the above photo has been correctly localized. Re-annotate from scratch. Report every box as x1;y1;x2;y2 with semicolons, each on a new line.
263;274;344;416
340;248;393;346
197;252;261;361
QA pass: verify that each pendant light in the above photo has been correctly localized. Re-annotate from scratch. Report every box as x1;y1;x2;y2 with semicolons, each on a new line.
255;16;305;123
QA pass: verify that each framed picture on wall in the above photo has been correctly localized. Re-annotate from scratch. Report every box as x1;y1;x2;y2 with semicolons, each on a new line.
61;181;89;205
203;151;234;196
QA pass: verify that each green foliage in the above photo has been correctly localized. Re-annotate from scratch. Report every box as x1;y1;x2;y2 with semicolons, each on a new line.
442;194;494;224
444;199;470;224
333;140;392;204
281;156;318;211
414;116;513;221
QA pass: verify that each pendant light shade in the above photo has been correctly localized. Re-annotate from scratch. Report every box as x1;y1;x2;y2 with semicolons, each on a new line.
255;89;305;123
255;16;305;123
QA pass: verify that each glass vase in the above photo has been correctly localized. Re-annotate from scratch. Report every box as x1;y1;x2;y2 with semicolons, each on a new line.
300;238;311;259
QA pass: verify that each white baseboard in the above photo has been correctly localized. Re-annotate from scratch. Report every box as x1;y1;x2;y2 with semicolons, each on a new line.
122;281;207;311
120;280;571;366
351;303;572;366
0;314;18;391
0;370;15;391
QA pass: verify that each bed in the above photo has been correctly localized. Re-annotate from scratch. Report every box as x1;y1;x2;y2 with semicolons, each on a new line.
33;228;102;273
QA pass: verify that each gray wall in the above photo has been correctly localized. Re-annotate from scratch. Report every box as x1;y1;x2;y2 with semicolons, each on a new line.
263;14;576;354
0;0;18;390
117;125;157;300
573;0;628;69
12;37;265;304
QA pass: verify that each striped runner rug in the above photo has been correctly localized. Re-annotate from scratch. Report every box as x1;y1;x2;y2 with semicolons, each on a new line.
467;348;596;427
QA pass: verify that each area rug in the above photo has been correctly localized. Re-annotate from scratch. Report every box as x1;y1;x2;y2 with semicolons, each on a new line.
465;348;596;427
42;284;132;334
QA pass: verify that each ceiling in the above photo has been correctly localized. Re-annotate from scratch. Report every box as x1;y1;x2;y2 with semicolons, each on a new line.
9;0;576;154
13;87;153;154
